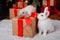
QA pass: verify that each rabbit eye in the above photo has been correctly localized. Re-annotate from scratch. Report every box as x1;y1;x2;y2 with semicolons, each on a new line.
23;12;24;14
41;15;43;16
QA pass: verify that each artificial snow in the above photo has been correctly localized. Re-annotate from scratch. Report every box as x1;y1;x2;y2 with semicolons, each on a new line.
0;19;60;40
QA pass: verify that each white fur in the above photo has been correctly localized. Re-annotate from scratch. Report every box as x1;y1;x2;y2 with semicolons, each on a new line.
37;7;54;36
18;5;36;17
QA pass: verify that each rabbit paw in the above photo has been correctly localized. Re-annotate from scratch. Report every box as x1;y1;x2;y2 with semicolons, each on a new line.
42;31;47;36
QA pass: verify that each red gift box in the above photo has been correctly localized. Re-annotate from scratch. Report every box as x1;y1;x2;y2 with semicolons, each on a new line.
12;12;37;37
12;17;37;37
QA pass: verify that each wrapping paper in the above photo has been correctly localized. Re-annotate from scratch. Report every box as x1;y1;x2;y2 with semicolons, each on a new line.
43;0;47;6
43;0;54;6
12;12;37;37
17;2;26;9
50;0;54;6
9;8;20;19
12;17;37;38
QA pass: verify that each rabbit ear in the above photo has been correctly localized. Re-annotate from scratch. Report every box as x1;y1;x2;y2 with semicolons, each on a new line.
44;7;48;14
44;7;50;16
46;11;50;16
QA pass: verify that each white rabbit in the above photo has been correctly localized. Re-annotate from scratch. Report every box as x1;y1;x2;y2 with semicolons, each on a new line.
18;5;36;18
37;7;54;36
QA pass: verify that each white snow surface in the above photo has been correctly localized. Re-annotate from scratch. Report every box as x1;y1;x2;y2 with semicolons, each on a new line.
0;19;60;40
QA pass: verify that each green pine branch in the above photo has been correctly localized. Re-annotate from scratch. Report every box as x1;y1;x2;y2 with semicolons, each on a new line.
32;0;40;5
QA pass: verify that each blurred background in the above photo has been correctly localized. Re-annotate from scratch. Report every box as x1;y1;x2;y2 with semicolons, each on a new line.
0;0;60;20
